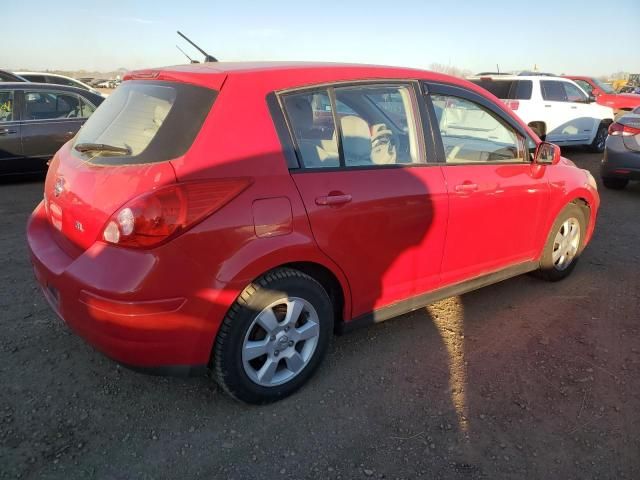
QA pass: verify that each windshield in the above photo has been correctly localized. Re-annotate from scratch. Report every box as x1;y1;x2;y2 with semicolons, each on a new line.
592;78;615;94
73;80;216;165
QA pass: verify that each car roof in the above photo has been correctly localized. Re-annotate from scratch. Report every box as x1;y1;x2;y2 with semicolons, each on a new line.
0;82;100;95
125;61;482;94
469;75;573;82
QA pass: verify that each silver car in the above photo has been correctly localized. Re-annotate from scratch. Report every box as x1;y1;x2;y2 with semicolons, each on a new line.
601;107;640;190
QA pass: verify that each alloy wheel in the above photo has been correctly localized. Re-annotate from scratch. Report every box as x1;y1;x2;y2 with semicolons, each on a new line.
242;297;320;387
552;217;581;271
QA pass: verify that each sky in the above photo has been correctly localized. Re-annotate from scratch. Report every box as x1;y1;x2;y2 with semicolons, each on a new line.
3;0;639;76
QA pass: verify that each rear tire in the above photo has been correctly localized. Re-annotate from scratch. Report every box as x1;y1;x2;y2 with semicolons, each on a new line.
212;268;333;404
588;123;608;153
536;204;586;282
602;177;628;190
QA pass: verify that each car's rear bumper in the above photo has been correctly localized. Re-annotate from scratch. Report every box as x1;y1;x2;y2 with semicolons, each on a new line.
26;202;219;372
601;138;640;180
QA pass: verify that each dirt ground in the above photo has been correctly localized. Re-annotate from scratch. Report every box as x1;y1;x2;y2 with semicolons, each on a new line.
1;150;639;479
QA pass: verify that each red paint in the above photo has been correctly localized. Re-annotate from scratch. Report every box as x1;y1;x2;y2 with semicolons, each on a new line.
564;76;640;111
27;62;600;369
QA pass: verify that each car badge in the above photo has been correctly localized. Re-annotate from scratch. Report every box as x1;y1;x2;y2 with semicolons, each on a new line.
75;221;84;233
54;178;65;198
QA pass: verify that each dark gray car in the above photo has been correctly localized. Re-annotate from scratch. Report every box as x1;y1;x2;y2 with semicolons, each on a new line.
0;83;104;176
601;107;640;190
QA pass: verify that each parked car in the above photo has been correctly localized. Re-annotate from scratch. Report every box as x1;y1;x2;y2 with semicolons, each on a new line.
0;83;103;175
27;62;599;404
15;72;104;97
0;70;26;82
564;76;640;118
600;107;640;189
469;75;614;152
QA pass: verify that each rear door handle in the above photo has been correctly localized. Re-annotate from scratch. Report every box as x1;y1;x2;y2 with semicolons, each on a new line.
570;106;578;109
544;105;552;108
0;128;17;135
315;194;352;206
454;183;478;194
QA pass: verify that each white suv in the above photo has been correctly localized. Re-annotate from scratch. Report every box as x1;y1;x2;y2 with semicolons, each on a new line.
469;75;614;152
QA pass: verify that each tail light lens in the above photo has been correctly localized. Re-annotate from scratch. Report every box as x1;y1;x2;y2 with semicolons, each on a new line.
505;100;520;111
101;179;251;248
609;121;640;137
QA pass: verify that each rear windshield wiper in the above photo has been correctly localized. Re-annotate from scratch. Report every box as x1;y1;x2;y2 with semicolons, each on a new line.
74;143;132;155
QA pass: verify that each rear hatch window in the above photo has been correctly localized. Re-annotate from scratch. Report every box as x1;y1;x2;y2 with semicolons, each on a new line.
470;79;533;100
72;80;216;165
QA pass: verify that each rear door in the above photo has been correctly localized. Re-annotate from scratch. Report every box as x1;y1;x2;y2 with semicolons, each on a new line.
281;82;449;319
426;82;549;285
0;89;23;174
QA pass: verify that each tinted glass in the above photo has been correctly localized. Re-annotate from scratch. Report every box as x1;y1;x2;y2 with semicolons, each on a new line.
22;74;47;83
24;91;82;120
574;79;593;95
470;80;532;100
432;94;524;164
334;84;423;166
73;81;216;165
283;90;339;168
0;91;14;122
564;82;587;103
541;81;567;101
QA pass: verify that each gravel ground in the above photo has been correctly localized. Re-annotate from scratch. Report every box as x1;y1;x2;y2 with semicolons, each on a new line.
1;150;639;479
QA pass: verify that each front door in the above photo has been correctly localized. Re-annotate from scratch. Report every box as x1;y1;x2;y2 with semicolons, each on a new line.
427;84;550;286
20;89;89;163
0;90;23;175
281;83;449;319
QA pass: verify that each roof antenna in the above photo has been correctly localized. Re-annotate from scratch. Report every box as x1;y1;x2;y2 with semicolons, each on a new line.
177;31;218;63
496;64;500;74
176;45;199;64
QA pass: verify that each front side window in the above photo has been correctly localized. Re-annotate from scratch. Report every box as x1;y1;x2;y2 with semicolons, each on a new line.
541;81;567;102
0;91;14;122
283;84;423;168
574;79;593;95
564;82;588;103
24;91;82;120
432;94;525;164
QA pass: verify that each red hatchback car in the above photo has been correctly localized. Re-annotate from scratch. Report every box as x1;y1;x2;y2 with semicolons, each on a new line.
27;62;599;403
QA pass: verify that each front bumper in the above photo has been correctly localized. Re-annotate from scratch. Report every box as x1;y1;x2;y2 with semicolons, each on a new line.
27;201;219;372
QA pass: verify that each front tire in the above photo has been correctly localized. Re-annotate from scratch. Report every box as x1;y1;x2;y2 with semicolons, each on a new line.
536;204;586;281
588;123;608;153
213;268;333;404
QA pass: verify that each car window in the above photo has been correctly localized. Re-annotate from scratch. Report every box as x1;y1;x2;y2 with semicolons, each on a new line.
432;94;525;164
48;76;85;89
24;91;82;120
470;79;533;100
283;90;340;168
334;84;423;166
78;96;96;118
22;74;47;83
574;79;593;95
540;80;568;102
564;82;588;103
0;91;14;122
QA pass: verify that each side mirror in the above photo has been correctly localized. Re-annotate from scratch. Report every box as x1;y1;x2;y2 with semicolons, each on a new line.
588;95;597;103
534;142;561;165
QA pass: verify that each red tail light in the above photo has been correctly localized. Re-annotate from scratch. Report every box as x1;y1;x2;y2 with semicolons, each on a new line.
101;179;251;248
609;121;640;137
505;100;520;111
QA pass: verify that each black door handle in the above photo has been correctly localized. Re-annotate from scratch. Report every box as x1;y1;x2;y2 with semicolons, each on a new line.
0;128;17;136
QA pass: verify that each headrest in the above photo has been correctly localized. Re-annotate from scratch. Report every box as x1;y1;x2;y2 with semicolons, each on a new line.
285;96;313;133
340;115;371;163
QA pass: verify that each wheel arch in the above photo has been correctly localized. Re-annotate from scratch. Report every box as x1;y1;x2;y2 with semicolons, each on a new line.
528;121;547;140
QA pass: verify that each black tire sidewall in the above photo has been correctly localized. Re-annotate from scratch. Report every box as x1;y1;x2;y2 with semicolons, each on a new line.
215;270;333;404
538;204;586;281
589;124;607;153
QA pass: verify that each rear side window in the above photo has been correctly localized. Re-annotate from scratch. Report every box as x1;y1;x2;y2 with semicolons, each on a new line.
470;80;532;100
541;81;567;101
73;81;216;165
